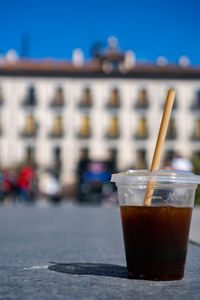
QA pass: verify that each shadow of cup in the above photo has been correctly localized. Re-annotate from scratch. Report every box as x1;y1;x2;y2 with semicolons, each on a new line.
48;263;128;279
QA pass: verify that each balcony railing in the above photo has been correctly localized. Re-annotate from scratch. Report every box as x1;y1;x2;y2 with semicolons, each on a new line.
22;98;37;107
134;134;148;140
21;131;37;138
191;134;200;141
50;101;65;108
135;102;149;109
49;131;64;138
77;132;91;139
106;102;120;109
166;132;177;140
106;129;120;139
78;102;92;108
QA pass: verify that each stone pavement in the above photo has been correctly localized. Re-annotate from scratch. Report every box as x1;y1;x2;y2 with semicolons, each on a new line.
0;204;200;300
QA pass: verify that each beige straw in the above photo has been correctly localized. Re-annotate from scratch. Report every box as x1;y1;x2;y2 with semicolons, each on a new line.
143;89;176;206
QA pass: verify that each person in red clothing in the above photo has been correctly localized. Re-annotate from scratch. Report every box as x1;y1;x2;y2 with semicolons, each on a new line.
0;168;14;202
16;165;34;203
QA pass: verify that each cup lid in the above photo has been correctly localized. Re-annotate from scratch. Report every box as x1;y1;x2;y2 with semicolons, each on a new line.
111;169;200;185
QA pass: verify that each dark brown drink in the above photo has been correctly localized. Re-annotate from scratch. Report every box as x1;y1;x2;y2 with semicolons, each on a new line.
120;206;192;281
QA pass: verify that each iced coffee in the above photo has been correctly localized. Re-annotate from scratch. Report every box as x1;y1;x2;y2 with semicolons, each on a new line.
111;170;200;281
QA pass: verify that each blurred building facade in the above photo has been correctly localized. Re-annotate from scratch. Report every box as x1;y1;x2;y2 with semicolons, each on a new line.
0;43;200;183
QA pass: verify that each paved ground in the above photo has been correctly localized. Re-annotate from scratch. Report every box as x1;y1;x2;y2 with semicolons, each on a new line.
0;204;200;300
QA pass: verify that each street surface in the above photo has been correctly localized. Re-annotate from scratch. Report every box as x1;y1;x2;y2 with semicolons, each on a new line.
0;203;200;300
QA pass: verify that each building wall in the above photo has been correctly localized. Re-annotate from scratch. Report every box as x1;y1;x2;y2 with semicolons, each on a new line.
0;76;200;183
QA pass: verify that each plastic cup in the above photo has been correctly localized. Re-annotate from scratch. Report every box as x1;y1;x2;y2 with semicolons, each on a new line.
111;170;200;281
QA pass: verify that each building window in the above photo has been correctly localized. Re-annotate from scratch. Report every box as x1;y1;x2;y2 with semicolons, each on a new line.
109;148;117;162
108;148;118;171
53;147;62;174
0;87;3;105
22;114;37;137
162;150;175;168
23;86;37;106
49;115;64;138
166;119;176;140
134;117;148;139
78;148;89;162
106;116;120;138
79;88;92;107
164;150;175;161
162;90;177;110
25;146;35;163
76;148;90;196
51;87;64;107
78;115;91;138
172;91;177;109
191;90;200;109
135;149;148;169
191;119;200;140
107;88;120;108
135;89;149;109
172;97;177;110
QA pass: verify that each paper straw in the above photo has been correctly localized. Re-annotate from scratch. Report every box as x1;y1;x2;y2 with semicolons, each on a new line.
143;89;176;206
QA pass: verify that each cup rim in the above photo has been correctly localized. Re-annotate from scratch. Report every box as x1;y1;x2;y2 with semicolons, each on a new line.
111;169;200;185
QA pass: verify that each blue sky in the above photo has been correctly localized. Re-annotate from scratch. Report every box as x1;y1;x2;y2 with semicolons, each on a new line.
0;0;200;64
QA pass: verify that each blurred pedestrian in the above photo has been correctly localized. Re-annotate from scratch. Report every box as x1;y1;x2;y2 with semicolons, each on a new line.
15;165;34;204
171;154;193;172
38;169;61;203
1;168;14;203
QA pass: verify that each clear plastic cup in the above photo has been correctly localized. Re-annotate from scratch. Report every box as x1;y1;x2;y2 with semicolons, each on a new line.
111;170;200;281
